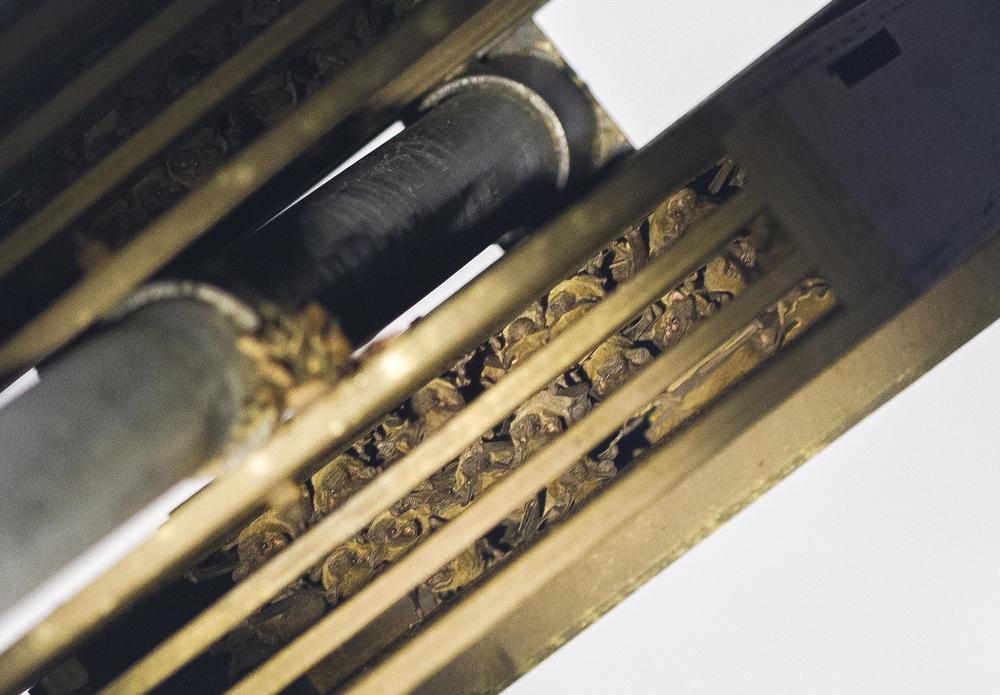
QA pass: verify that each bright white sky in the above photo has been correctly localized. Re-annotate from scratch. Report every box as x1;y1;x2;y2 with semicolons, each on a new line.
506;2;1000;693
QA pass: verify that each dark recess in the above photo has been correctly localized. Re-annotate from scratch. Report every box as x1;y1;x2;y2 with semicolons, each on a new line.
828;28;902;86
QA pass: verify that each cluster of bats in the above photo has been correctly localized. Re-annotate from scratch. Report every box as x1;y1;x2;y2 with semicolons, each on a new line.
204;180;835;678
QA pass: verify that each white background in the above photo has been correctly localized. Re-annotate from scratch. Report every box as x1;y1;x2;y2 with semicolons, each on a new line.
505;2;1000;693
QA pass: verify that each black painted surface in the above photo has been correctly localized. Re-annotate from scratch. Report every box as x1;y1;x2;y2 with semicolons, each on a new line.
200;80;564;342
735;0;1000;286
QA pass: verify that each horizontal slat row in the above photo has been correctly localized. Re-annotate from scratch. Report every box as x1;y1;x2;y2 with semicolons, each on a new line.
233;255;813;695
0;76;725;695
104;191;763;694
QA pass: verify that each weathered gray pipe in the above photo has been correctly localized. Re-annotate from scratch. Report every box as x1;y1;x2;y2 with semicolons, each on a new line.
0;299;254;612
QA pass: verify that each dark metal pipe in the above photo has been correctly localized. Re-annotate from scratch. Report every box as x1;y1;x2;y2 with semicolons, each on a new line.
0;298;254;611
201;72;571;341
